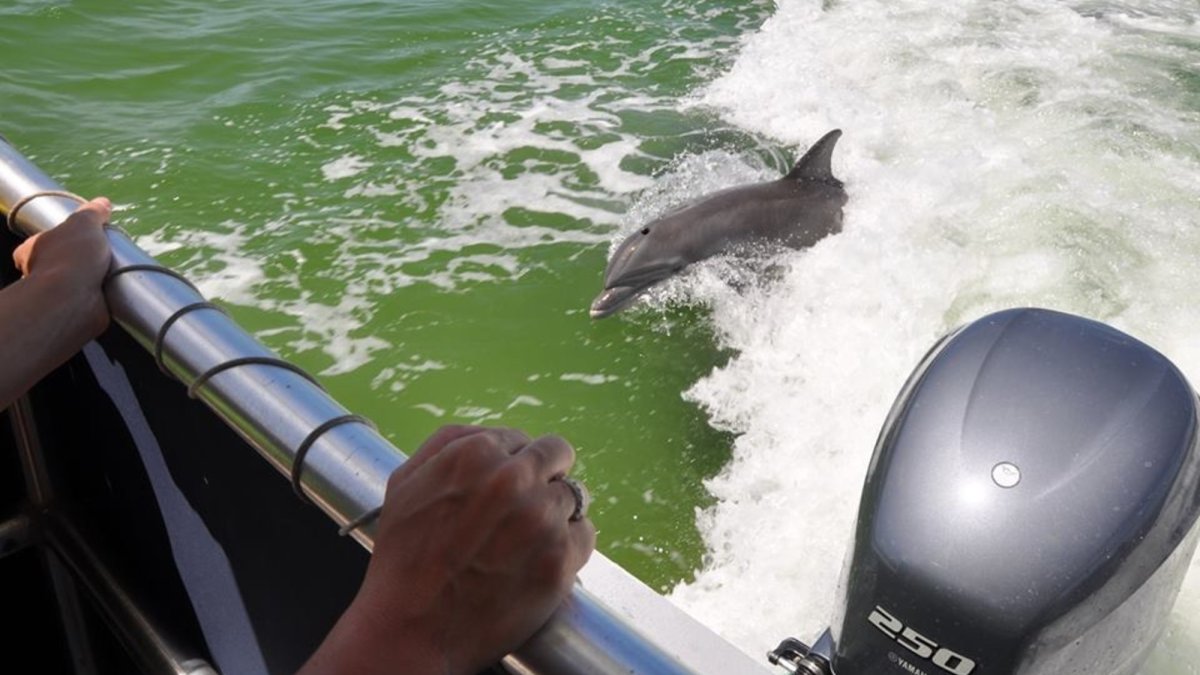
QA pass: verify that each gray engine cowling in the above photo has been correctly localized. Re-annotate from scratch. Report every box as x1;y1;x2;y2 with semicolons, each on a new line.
827;308;1200;675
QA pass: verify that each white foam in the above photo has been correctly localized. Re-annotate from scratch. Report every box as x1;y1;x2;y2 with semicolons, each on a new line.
560;372;620;386
307;2;770;287
161;3;762;380
132;217;395;375
666;1;1200;672
320;154;372;181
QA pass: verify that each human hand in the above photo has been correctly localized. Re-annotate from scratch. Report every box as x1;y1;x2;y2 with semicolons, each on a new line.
301;425;597;675
12;196;113;339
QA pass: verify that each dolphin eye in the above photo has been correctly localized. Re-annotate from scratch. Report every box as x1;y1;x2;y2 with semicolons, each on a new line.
641;228;650;235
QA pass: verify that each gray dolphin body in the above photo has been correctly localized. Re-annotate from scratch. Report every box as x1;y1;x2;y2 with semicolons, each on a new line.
590;129;847;319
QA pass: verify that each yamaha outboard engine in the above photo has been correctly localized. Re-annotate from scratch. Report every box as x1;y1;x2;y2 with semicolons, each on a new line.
772;308;1200;675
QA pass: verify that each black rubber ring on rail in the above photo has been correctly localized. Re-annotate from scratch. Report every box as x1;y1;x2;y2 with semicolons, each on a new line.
186;356;323;400
338;506;383;537
290;414;376;504
105;264;202;296
153;302;228;376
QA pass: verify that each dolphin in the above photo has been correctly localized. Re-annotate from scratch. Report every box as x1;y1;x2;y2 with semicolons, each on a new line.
590;129;847;319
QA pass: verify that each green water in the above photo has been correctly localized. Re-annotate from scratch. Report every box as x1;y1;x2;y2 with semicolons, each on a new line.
10;3;1200;672
3;0;773;591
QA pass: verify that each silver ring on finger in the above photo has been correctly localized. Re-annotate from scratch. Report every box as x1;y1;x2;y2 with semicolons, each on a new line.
552;475;589;522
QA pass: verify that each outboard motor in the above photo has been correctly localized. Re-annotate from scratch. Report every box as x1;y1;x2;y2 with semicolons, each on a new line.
772;308;1200;675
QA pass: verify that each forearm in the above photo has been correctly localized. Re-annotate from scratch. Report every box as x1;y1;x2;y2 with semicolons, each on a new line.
298;601;449;675
0;271;108;409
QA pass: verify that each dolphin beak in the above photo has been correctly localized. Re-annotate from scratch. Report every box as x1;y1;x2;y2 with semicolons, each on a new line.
589;286;640;319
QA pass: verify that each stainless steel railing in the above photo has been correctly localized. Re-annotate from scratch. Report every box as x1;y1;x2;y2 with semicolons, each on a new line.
0;137;768;675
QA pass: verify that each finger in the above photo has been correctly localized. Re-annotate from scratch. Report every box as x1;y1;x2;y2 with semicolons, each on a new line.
414;424;487;463
390;425;486;485
564;516;597;577
497;427;536;455
544;476;589;524
12;233;39;274
444;426;532;455
62;197;112;228
388;426;531;489
541;478;575;522
433;426;533;471
512;434;575;481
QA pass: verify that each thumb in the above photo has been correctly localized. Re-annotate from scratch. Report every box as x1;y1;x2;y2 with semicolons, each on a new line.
12;232;41;276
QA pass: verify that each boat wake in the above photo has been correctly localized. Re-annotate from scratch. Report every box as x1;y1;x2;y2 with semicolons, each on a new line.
667;1;1200;672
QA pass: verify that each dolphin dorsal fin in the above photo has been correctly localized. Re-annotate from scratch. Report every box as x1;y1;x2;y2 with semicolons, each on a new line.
784;129;842;185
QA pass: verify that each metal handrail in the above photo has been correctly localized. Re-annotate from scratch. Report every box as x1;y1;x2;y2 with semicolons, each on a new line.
46;515;219;675
0;512;32;560
0;138;768;675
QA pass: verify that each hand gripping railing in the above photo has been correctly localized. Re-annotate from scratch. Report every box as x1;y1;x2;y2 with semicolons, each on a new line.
0;137;769;675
